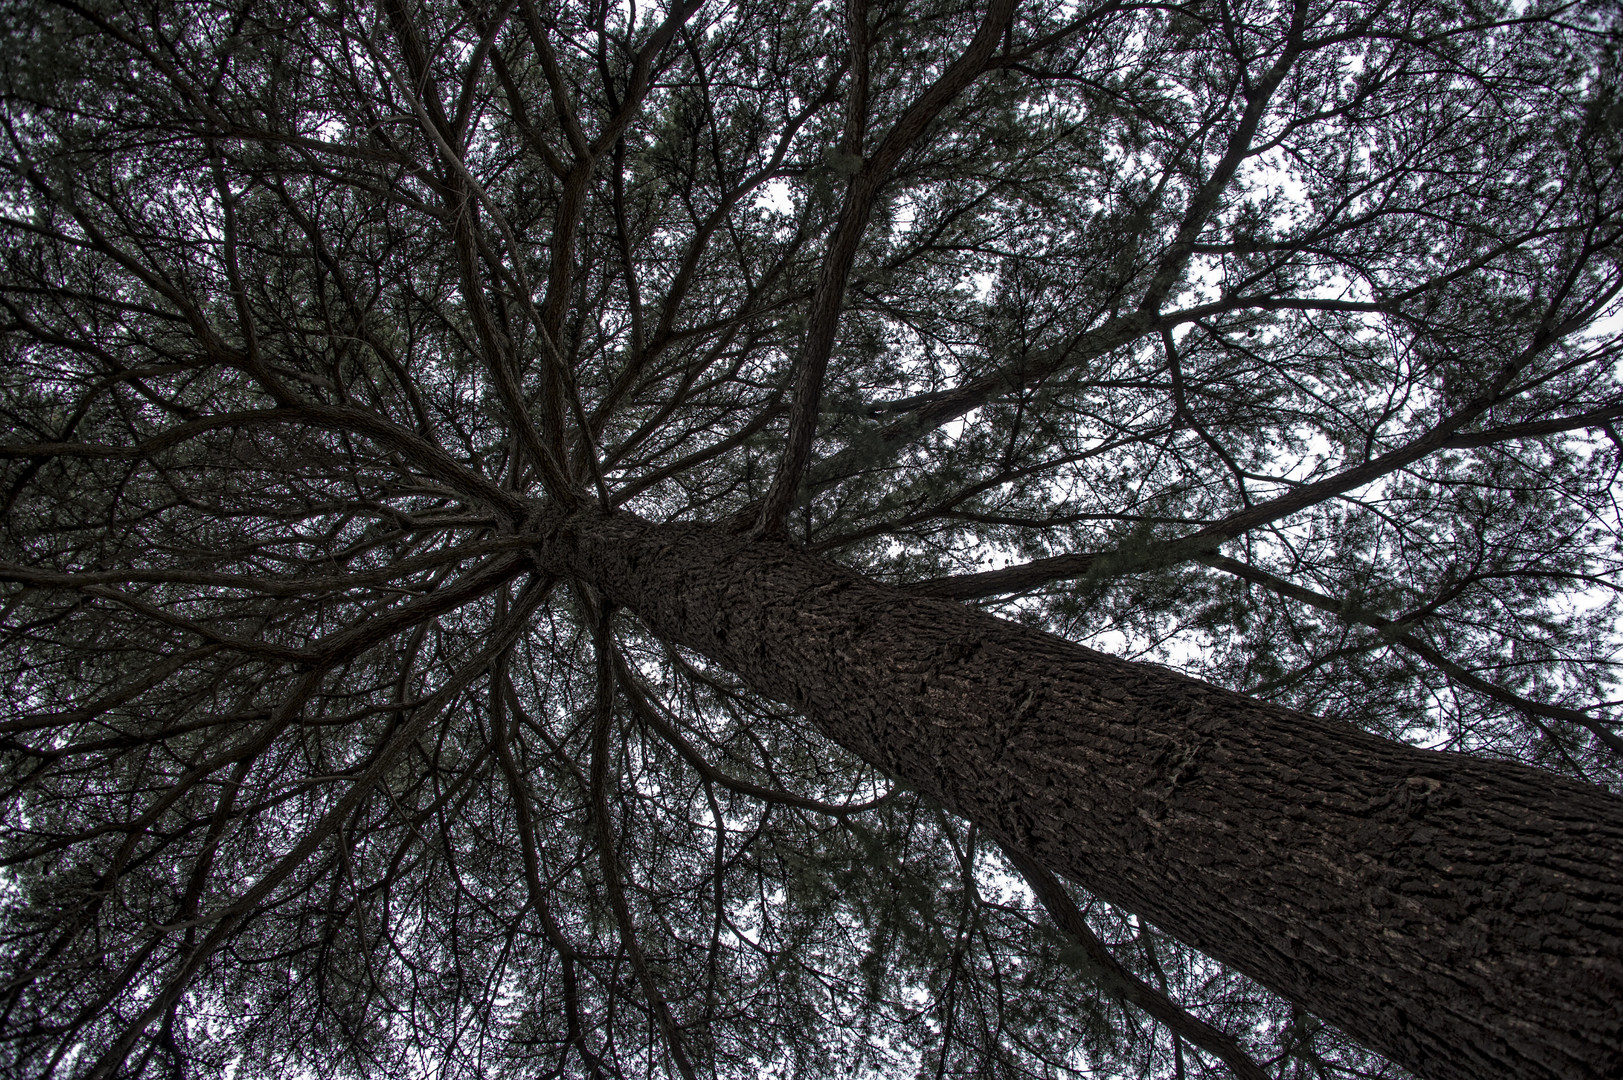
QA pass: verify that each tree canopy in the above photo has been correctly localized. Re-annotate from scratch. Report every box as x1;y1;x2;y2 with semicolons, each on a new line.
1;0;1620;1077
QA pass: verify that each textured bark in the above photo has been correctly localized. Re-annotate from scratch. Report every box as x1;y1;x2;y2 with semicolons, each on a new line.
529;506;1623;1080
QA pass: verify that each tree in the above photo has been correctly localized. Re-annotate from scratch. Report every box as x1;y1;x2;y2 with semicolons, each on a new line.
1;0;1620;1077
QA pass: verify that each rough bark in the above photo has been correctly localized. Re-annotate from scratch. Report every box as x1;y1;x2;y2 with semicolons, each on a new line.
530;506;1623;1080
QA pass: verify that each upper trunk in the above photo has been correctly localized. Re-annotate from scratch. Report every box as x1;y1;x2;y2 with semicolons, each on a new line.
531;506;1623;1080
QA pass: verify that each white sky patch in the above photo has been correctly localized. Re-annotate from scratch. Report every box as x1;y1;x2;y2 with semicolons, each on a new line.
1580;305;1623;347
891;193;918;236
752;178;795;216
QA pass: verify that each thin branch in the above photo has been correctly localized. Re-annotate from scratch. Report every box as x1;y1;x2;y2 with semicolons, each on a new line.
999;844;1271;1080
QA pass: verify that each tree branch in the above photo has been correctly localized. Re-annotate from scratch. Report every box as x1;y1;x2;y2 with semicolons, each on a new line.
1001;844;1271;1080
755;0;1019;537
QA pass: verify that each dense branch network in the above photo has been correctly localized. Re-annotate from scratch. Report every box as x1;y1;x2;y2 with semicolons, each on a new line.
1;0;1620;1077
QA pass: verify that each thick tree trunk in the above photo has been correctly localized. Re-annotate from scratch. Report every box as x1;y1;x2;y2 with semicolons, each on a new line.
531;507;1623;1080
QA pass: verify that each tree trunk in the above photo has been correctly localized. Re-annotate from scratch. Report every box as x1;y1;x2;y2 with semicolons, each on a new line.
531;506;1623;1080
